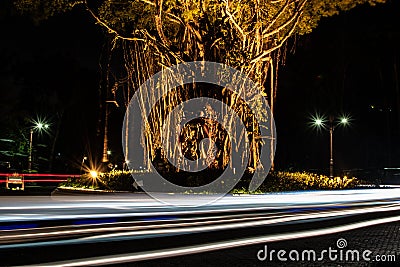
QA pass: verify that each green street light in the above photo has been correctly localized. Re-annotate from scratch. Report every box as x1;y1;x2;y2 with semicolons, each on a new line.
310;114;351;178
315;118;323;126
310;114;326;130
28;119;50;172
340;117;348;125
34;122;49;131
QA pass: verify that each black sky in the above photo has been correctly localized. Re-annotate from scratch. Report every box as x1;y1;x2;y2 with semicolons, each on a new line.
1;0;400;174
275;0;400;173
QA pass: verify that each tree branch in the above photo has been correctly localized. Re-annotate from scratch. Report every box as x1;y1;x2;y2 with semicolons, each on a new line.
262;0;290;35
84;1;144;42
251;2;305;64
263;0;306;38
138;0;184;25
223;0;246;41
155;0;172;47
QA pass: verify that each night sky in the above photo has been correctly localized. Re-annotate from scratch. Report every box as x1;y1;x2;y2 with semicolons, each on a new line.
0;0;399;175
275;0;400;173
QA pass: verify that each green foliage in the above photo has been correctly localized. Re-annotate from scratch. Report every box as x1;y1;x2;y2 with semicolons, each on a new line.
232;171;363;194
97;0;156;34
60;170;364;193
298;0;388;34
162;170;364;194
60;170;143;192
0;125;31;171
231;187;263;194
13;0;77;23
13;0;389;40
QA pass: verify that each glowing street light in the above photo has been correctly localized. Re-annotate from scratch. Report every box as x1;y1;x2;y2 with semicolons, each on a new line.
315;118;323;126
311;114;351;178
28;119;50;172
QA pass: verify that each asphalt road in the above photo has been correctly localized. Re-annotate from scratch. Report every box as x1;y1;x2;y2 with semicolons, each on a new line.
1;188;400;266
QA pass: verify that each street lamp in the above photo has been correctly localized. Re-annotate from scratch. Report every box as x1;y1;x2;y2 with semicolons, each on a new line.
28;121;50;172
312;114;350;178
80;156;88;174
315;118;323;126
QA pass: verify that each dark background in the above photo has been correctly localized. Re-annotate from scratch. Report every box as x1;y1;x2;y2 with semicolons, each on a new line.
274;0;400;173
0;0;399;175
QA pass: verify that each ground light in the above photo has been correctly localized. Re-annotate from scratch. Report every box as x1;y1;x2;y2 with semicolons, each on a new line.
89;170;98;179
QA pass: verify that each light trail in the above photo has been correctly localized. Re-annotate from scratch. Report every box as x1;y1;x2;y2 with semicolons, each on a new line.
1;188;400;266
0;173;80;177
22;214;400;267
0;173;80;183
1;201;399;249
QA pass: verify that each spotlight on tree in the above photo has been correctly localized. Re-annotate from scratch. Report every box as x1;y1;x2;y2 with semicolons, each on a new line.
89;170;98;179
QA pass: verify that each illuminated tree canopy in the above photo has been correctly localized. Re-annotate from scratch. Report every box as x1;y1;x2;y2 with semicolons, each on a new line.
14;0;387;84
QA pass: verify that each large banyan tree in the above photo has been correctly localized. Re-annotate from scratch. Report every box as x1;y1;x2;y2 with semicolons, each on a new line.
15;0;387;178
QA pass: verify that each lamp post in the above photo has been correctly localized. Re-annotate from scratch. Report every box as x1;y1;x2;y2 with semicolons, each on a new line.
80;156;88;174
103;100;119;164
28;122;49;173
313;115;349;178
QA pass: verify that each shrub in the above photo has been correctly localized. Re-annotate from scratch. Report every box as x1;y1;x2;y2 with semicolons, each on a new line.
60;170;363;194
232;171;363;193
60;170;143;192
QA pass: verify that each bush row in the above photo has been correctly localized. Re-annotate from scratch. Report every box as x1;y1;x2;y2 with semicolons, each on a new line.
60;170;144;192
60;170;364;193
232;171;363;194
